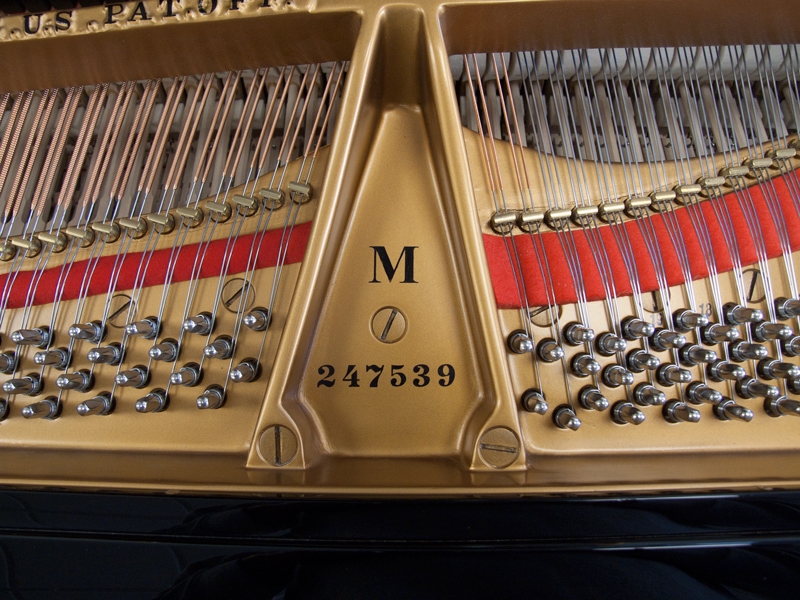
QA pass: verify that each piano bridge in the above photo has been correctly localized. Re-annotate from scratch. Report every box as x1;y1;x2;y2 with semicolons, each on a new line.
0;0;798;495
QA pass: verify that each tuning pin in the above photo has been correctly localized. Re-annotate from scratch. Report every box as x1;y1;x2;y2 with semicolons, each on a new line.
243;307;271;332
673;309;710;331
752;321;793;342
595;332;627;356
723;303;763;325
736;376;780;401
115;366;149;388
714;398;754;422
663;400;701;423
149;339;178;362
685;382;723;405
68;321;105;342
707;360;746;382
788;378;800;396
170;362;202;387
10;327;49;347
634;383;667;406
578;386;609;411
764;396;800;418
135;389;168;413
781;337;800;358
650;329;686;351
230;359;260;383
125;317;159;339
757;358;800;381
33;347;70;369
536;338;564;363
87;343;123;365
570;353;601;378
196;385;225;410
203;335;234;360
621;317;655;340
679;345;717;367
611;401;645;425
2;373;42;396
730;341;769;362
182;312;214;335
507;330;533;354
775;297;800;320
55;370;93;392
627;349;660;373
21;397;60;420
76;392;114;416
656;364;692;386
563;322;595;346
0;351;17;374
701;324;740;345
601;365;634;388
553;405;581;430
521;388;548;415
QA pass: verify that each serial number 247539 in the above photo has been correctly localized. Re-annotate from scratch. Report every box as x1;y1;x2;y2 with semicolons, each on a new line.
316;364;455;388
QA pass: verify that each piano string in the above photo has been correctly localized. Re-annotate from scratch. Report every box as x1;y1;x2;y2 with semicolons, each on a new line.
456;46;800;427
0;61;347;417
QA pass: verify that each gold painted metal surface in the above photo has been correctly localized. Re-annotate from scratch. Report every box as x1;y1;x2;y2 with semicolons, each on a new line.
0;0;798;496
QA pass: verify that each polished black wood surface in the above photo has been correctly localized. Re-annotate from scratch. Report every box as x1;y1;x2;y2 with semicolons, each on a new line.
0;489;798;597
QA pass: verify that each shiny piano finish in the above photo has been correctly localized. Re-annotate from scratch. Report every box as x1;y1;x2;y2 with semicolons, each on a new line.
0;488;799;597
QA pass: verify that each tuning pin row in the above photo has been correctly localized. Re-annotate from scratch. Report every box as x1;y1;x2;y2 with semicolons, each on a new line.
502;301;800;431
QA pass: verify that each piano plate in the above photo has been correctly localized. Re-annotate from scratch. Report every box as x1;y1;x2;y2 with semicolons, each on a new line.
0;0;798;496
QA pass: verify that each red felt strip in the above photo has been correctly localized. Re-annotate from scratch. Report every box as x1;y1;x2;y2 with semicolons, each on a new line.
0;220;312;309
485;176;800;309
